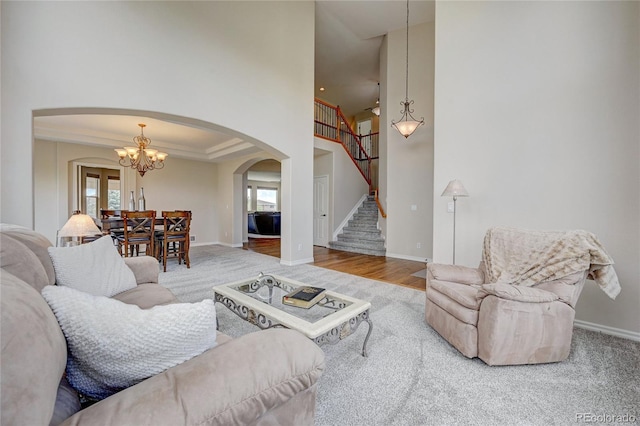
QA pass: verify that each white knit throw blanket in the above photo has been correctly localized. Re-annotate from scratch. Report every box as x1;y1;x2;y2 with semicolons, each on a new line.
482;227;620;299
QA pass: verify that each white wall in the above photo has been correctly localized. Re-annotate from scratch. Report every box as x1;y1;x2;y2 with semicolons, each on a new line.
130;156;218;246
1;1;315;264
434;1;640;335
383;22;435;262
33;140;218;245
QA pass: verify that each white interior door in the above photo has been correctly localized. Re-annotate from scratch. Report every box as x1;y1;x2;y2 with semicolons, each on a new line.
313;175;329;246
357;118;372;136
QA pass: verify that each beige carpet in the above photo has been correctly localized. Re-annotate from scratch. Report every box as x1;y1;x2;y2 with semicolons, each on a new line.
160;245;640;426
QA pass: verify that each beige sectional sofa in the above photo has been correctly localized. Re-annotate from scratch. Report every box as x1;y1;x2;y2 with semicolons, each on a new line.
1;225;325;425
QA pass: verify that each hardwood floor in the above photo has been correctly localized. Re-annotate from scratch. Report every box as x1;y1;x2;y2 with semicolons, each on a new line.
242;237;427;291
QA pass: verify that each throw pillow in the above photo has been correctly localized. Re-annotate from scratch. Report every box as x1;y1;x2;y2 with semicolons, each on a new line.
41;285;217;400
48;235;137;297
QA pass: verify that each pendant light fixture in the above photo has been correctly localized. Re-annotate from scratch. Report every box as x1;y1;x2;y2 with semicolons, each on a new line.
371;83;381;116
391;0;424;139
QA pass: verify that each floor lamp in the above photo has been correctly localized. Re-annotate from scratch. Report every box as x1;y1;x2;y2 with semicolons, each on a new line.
441;180;469;264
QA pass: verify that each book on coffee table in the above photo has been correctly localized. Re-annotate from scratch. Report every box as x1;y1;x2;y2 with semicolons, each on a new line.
282;286;326;309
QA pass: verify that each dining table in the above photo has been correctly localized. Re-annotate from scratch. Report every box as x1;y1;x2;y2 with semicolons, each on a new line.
100;216;163;234
100;216;166;258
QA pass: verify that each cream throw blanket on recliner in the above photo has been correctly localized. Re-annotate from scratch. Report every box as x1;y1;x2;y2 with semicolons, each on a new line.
482;227;620;299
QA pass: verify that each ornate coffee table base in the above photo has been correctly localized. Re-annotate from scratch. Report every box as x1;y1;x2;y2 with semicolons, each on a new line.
312;310;373;357
214;293;373;357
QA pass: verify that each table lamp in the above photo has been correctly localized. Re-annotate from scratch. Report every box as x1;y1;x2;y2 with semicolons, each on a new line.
441;180;469;264
57;211;102;246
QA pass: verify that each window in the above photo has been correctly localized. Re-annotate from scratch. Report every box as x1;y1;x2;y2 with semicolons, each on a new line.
79;166;121;218
107;177;120;210
247;186;252;211
85;174;99;218
257;187;278;211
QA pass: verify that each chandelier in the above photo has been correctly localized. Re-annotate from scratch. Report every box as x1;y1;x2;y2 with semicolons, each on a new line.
115;123;168;177
391;0;424;139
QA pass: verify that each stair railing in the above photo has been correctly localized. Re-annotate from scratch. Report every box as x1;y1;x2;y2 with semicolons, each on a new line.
374;189;387;218
358;132;379;159
314;98;373;188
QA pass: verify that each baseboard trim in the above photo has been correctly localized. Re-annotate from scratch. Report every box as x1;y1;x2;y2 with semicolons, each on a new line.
190;242;215;247
212;241;243;248
281;257;314;266
386;252;429;263
574;320;640;342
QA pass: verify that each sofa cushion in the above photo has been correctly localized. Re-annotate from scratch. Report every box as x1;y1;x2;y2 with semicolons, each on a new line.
1;272;68;426
112;283;178;309
478;283;559;303
0;224;56;288
0;233;52;292
41;285;217;400
48;235;136;297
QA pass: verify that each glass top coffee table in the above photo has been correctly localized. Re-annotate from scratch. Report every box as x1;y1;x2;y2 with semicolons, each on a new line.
213;273;373;356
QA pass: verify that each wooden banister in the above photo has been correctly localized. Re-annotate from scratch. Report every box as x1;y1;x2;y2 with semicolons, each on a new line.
314;98;377;190
374;189;387;218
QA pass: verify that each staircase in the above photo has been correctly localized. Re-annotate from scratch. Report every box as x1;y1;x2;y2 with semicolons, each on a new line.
314;98;375;190
329;196;386;257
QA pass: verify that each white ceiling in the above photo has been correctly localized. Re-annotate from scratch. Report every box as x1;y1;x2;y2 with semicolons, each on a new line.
314;1;435;118
34;1;435;164
35;114;263;163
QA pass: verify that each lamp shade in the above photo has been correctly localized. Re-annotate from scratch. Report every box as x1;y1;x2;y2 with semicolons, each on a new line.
392;119;423;138
441;180;469;198
58;213;101;237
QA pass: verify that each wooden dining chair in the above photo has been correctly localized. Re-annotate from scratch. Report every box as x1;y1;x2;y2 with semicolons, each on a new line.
157;210;191;272
117;210;156;257
100;209;125;245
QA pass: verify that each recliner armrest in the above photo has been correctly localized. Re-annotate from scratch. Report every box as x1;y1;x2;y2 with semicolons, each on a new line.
477;283;559;303
123;256;159;285
427;263;484;286
534;271;587;308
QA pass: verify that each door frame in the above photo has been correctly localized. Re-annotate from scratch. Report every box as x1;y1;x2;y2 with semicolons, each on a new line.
71;160;129;215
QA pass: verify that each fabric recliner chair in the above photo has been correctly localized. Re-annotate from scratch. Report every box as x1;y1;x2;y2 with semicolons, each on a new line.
425;226;620;366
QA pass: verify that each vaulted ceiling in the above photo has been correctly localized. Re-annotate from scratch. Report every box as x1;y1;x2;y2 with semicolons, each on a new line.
34;1;435;164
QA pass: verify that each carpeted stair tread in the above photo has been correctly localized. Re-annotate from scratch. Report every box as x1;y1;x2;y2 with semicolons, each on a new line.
329;196;386;257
